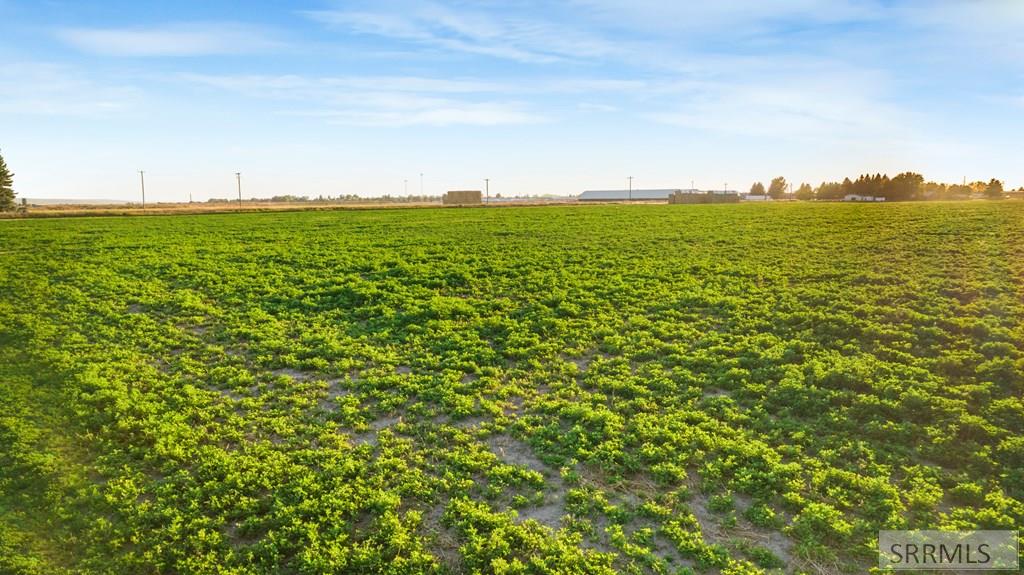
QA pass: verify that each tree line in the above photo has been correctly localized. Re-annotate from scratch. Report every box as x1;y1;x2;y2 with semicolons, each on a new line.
750;173;1010;201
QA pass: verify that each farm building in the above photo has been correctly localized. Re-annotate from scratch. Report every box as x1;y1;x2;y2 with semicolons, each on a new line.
668;190;740;204
443;190;483;205
843;194;885;202
579;189;680;201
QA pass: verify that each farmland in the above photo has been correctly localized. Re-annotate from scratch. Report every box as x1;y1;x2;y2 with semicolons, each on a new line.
1;202;1022;574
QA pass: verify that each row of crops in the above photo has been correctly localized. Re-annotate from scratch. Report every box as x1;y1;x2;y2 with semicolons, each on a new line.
1;202;1022;574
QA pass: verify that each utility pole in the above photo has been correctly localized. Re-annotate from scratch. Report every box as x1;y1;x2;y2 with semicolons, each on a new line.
628;176;633;201
138;170;146;209
420;172;424;196
691;179;694;191
235;172;242;210
189;192;192;204
485;178;490;204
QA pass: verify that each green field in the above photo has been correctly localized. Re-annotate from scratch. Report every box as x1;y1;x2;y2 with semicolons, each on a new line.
1;202;1022;574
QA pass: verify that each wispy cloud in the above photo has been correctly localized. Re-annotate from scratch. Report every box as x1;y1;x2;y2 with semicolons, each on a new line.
182;73;543;126
306;1;619;64
181;73;651;97
285;101;543;127
57;22;282;56
568;0;883;35
577;102;618;113
181;73;508;96
0;62;139;116
645;61;906;139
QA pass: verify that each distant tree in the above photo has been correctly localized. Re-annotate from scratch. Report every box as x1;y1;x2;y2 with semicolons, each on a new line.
850;174;867;197
767;177;787;199
922;181;946;199
969;181;987;194
795;183;814;200
840;177;854;197
878;174;891;197
815;181;844;200
887;172;923;201
749;182;766;196
985;178;1004;199
853;173;888;198
0;149;15;212
945;184;971;199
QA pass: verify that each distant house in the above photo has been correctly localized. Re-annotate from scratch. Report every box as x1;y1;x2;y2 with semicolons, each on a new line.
443;190;482;205
740;194;770;202
668;190;740;204
843;194;885;202
579;189;679;201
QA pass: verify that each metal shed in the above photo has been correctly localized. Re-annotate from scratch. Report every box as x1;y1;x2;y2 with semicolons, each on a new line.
579;189;682;201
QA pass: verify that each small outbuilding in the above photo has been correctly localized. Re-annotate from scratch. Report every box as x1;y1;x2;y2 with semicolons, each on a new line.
443;190;483;205
843;194;885;202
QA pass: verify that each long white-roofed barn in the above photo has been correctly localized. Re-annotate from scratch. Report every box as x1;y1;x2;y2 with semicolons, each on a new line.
579;189;682;201
579;189;741;203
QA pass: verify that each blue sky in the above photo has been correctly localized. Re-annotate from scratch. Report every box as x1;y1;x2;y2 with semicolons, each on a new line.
1;0;1022;201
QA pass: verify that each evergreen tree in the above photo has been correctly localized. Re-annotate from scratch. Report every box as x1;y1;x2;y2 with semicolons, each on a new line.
795;183;814;200
767;176;787;199
985;178;1004;199
0;149;15;212
840;177;854;197
815;181;844;200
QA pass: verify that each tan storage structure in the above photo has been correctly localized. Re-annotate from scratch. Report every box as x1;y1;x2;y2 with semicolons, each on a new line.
443;190;483;205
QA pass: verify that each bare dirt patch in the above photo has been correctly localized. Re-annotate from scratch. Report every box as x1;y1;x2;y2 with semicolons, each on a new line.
272;368;311;381
224;520;261;548
487;434;566;530
351;414;403;447
688;492;794;566
421;499;462;571
702;388;730;399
